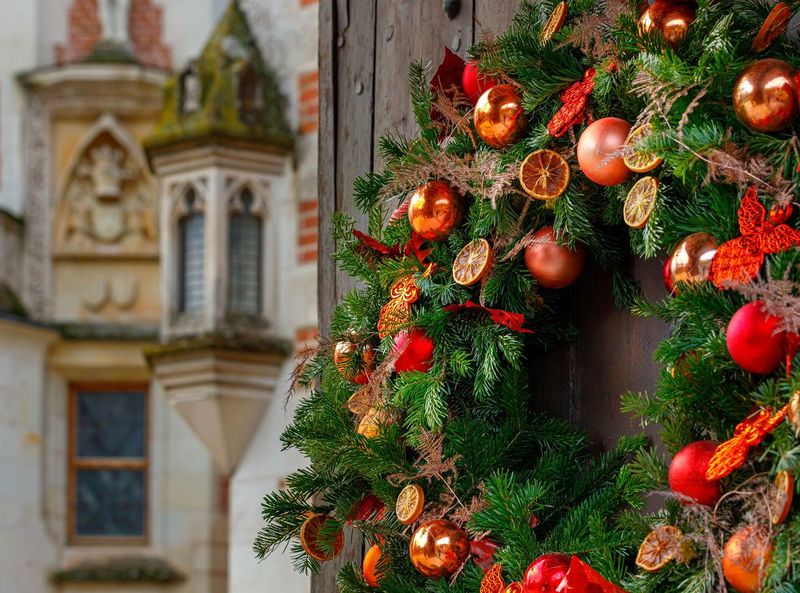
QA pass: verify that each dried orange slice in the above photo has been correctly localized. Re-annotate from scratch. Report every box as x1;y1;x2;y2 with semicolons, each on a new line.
752;3;792;53
623;124;662;173
542;2;567;43
636;525;692;572
453;238;492;286
769;471;794;525
624;176;658;229
519;149;570;200
358;408;390;438
300;513;344;562
395;483;425;525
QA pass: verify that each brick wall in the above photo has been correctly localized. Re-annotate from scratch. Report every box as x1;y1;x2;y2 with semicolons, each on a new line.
54;0;171;69
294;326;319;355
298;199;318;265
298;70;319;134
299;0;318;6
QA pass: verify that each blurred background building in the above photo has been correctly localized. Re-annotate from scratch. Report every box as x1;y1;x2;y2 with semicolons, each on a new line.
0;1;318;592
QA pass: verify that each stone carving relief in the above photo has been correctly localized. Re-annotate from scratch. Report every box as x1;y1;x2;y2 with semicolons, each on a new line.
78;276;139;314
54;114;157;257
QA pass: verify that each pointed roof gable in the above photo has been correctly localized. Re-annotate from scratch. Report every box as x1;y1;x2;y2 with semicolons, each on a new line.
145;1;293;153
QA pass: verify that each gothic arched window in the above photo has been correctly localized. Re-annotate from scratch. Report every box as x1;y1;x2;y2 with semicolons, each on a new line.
178;189;205;313
228;188;262;315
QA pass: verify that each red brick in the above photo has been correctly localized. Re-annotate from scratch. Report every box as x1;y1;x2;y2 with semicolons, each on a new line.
299;250;318;264
300;216;318;230
299;200;318;213
300;0;318;5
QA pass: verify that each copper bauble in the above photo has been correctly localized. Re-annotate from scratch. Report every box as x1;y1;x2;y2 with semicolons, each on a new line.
407;180;463;241
733;59;798;133
722;526;774;593
668;232;717;289
638;0;696;47
576;117;632;186
473;84;528;148
334;339;374;384
524;226;586;289
408;519;470;578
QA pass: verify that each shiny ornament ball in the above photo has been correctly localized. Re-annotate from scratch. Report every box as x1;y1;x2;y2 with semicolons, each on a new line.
638;0;696;47
733;59;798;133
668;441;721;506
504;584;524;593
462;61;498;104
362;544;384;587
722;526;774;593
474;84;528;148
408;180;463;241
408;520;470;578
522;553;571;593
726;301;786;374
524;227;586;289
334;340;374;384
662;256;675;294
668;232;717;290
393;329;435;374
576;118;632;186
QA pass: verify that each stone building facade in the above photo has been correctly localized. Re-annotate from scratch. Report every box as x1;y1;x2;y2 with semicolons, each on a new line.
0;1;318;592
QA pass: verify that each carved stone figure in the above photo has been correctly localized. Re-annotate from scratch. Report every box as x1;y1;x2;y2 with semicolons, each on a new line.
181;63;202;114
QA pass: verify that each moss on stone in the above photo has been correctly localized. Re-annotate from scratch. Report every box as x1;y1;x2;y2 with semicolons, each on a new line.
50;556;185;584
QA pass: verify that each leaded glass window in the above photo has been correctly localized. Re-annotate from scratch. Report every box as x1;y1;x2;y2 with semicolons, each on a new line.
179;189;205;313
69;386;147;542
228;188;262;315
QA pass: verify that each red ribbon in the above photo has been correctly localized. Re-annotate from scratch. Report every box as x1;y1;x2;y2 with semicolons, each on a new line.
709;186;800;288
352;230;432;267
558;556;628;593
547;68;597;138
444;300;533;333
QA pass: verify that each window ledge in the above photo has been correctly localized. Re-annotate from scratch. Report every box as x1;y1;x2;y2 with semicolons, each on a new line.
50;556;185;585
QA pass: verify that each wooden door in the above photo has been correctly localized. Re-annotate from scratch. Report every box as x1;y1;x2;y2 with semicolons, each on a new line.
316;2;667;590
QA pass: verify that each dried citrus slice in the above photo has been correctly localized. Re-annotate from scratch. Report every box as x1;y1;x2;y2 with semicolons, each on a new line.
519;149;570;200
752;3;792;53
395;483;425;525
636;525;689;572
624;176;658;229
769;471;794;525
542;1;567;43
300;513;344;562
623;124;662;173
358;408;390;438
453;238;492;286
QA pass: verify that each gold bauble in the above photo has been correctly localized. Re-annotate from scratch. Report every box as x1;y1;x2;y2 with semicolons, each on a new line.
638;0;696;47
334;340;374;384
473;84;528;148
733;59;798;133
722;526;774;593
789;390;800;431
407;180;463;241
668;232;717;289
408;519;470;578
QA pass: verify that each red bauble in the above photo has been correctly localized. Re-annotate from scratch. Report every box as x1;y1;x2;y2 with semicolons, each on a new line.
462;61;499;104
523;553;571;593
524;227;586;289
726;301;786;375
348;493;387;524
662;256;675;294
393;329;435;373
668;441;721;506
576;117;632;186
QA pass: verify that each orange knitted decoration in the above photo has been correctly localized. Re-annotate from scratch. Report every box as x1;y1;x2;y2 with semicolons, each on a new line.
480;564;506;593
706;405;789;481
709;186;800;288
547;68;597;137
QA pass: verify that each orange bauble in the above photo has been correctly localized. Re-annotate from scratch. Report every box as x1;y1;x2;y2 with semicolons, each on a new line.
638;0;696;47
524;226;586;289
474;84;528;148
407;180;463;241
363;544;384;587
667;232;718;291
576;118;633;186
733;59;798;133
409;519;470;578
334;340;374;384
722;526;774;593
503;583;524;593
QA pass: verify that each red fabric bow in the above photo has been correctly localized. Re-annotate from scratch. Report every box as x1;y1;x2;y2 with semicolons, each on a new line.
557;556;628;593
709;186;800;288
444;300;533;333
352;230;432;267
547;68;597;138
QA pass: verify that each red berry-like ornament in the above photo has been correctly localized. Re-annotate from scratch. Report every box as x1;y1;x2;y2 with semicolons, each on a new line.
523;553;571;593
393;329;435;373
668;441;721;506
462;61;498;104
726;301;786;375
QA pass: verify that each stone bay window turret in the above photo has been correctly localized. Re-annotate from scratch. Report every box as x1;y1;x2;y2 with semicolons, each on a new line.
145;1;293;474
